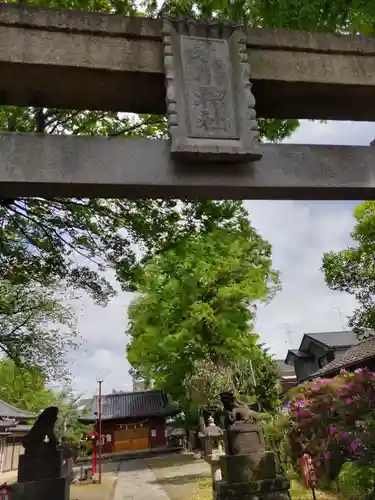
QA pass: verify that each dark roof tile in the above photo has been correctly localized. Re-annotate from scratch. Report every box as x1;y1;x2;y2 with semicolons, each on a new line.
305;331;358;348
290;349;309;358
81;389;178;421
0;400;35;420
310;337;375;378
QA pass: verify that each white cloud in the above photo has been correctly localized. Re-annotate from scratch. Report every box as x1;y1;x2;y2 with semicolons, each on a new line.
68;120;373;395
245;199;358;357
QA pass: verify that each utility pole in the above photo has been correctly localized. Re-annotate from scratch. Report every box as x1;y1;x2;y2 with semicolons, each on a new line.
98;379;103;485
330;305;346;331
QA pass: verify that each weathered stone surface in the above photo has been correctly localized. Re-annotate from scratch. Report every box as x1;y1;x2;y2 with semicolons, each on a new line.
10;477;69;500
3;4;375;119
220;452;278;483
18;449;63;483
2;134;375;200
162;18;261;161
220;390;265;455
181;37;237;140
225;423;265;455
216;477;290;500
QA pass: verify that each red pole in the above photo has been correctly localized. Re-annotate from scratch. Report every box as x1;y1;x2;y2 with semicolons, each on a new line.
92;442;97;479
98;380;103;485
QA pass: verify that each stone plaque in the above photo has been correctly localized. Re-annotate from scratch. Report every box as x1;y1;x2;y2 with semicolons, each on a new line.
180;36;237;140
162;18;262;162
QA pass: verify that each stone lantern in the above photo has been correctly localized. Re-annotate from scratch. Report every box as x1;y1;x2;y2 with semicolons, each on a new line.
199;415;224;499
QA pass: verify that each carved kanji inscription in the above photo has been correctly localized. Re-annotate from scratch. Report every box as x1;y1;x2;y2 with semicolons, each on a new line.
181;36;238;139
162;18;262;161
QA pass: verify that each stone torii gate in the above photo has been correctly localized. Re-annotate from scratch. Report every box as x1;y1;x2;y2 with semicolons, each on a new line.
1;3;375;200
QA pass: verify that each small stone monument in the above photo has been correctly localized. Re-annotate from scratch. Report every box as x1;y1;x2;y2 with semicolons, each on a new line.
11;407;69;500
199;414;224;499
216;391;290;500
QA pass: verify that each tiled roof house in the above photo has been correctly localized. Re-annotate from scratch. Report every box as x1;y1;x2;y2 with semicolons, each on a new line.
285;331;358;383
310;336;375;379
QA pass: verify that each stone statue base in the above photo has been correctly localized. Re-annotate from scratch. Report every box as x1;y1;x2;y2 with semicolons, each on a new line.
218;392;291;500
224;423;265;456
216;476;291;500
220;451;278;483
18;449;63;483
9;477;69;500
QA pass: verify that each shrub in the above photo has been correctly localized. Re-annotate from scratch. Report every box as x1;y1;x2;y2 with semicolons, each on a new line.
261;412;291;471
339;462;375;499
287;368;375;481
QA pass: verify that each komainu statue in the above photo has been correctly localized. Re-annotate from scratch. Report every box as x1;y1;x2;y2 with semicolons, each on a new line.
22;406;59;454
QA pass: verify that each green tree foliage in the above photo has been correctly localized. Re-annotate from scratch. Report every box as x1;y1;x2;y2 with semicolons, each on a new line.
233;349;280;412
127;218;280;412
156;0;375;34
1;0;374;302
323;201;375;338
184;359;235;410
53;391;93;443
0;360;90;442
0;360;56;412
339;461;375;500
261;412;290;469
0;279;79;380
0;0;306;305
184;354;280;415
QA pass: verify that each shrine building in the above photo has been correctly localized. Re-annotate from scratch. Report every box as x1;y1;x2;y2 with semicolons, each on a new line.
78;389;179;454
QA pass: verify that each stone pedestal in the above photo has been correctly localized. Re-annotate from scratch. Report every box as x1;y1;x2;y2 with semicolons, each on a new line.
217;412;290;500
16;449;69;500
9;477;70;500
220;451;278;483
18;449;63;483
216;476;291;500
224;423;265;455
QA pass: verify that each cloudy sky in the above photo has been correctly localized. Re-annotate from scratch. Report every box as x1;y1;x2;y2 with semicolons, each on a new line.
67;120;375;397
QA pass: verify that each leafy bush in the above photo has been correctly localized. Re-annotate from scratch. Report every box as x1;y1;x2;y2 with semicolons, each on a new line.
339;462;375;499
261;412;291;471
288;369;375;482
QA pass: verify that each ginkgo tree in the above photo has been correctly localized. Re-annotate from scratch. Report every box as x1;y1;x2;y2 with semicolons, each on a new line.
0;0;372;376
127;221;281;414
